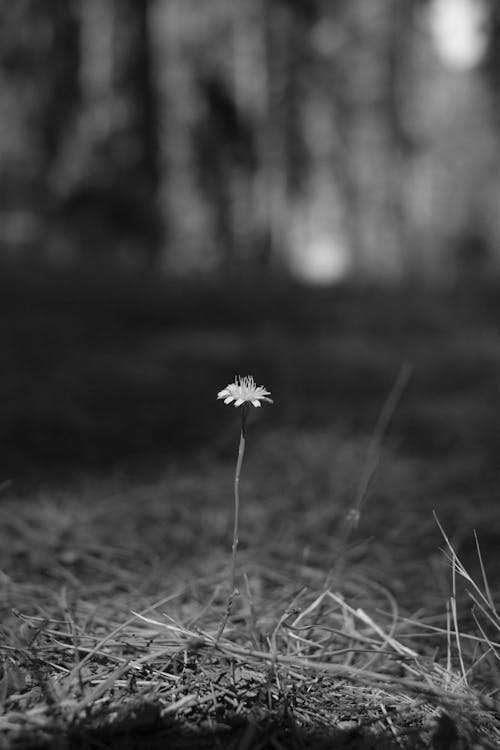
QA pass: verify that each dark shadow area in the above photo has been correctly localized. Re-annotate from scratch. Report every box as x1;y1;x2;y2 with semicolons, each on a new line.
1;260;500;496
10;700;432;750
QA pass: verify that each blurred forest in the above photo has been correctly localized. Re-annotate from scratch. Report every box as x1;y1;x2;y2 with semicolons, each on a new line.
1;0;500;283
3;0;500;484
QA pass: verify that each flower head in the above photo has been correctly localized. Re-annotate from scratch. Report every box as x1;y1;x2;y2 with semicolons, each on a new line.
217;375;273;408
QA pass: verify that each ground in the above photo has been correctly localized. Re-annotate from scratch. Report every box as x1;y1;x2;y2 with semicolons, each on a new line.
1;264;500;748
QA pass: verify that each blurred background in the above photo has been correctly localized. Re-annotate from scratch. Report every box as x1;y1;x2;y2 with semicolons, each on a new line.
1;0;500;487
2;0;500;280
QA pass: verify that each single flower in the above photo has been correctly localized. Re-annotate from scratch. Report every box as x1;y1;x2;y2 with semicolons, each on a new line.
217;375;273;408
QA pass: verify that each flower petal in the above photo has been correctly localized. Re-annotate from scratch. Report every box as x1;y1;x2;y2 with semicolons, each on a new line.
217;376;272;407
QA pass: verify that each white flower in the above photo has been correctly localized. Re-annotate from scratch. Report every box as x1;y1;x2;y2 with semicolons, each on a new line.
217;375;273;408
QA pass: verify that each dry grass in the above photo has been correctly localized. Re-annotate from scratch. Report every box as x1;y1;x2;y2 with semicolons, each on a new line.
1;425;500;749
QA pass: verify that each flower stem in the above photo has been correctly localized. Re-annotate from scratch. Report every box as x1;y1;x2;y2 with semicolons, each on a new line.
230;408;247;593
216;405;248;643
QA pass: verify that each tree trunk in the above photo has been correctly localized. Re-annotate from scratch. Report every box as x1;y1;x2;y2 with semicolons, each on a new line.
120;0;164;267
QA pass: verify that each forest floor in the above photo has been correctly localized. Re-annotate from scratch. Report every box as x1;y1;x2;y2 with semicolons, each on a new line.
1;263;500;748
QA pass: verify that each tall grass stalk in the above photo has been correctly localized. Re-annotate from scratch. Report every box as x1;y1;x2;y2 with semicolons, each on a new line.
326;361;412;589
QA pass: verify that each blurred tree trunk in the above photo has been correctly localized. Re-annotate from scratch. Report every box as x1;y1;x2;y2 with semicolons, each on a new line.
259;2;290;273
37;1;80;192
482;0;500;122
333;0;418;280
385;0;420;279
134;0;163;267
0;1;81;258
249;0;311;275
118;0;164;268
